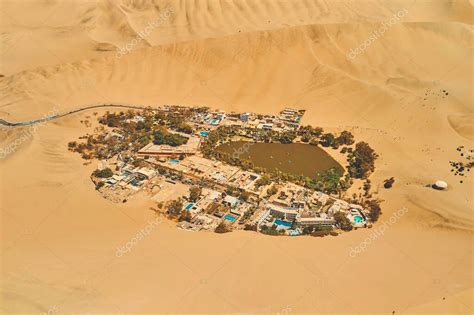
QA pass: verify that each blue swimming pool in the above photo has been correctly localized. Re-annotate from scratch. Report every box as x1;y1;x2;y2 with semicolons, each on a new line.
210;119;219;125
354;215;364;223
199;131;209;137
184;203;194;211
168;159;180;165
274;219;292;227
224;214;236;223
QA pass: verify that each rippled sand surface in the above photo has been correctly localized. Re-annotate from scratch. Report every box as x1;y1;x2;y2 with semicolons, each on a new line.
1;0;473;313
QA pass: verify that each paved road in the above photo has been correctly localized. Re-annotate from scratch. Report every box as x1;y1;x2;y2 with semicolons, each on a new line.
0;104;153;127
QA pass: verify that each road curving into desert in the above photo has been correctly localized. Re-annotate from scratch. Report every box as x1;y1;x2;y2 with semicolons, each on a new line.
0;104;154;127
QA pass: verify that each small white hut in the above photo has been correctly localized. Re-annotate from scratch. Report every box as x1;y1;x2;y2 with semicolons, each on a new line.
433;180;448;190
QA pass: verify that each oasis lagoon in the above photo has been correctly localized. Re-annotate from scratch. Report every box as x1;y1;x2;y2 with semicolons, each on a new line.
216;142;343;179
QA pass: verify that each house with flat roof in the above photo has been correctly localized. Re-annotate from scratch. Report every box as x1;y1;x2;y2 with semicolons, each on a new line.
281;107;300;115
204;189;221;201
268;203;299;220
263;123;273;130
223;195;239;208
295;211;335;227
296;216;335;228
135;168;155;179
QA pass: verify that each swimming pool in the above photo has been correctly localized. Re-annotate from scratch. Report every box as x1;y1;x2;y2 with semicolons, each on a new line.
354;215;364;223
168;159;180;165
210;119;219;125
224;214;236;223
184;203;194;211
199;131;209;137
274;219;292;227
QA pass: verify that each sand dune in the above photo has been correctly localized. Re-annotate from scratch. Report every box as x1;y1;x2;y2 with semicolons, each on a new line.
448;113;474;140
1;0;472;75
1;20;472;118
1;0;473;313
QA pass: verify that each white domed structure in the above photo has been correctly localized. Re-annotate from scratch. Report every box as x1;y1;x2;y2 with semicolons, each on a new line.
433;180;448;190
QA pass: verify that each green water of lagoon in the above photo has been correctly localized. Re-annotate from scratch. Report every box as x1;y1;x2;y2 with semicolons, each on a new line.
216;142;343;179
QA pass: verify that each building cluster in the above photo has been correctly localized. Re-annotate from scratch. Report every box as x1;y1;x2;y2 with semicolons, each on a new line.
133;107;306;161
92;106;370;236
121;152;370;234
190;107;306;132
259;182;368;235
95;159;158;203
177;188;254;232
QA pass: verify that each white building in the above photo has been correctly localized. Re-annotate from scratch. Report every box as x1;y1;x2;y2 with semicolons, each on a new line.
296;216;335;228
136;168;156;179
224;195;239;208
268;203;299;220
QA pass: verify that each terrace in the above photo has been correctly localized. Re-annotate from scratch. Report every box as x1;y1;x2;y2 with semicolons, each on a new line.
228;170;261;195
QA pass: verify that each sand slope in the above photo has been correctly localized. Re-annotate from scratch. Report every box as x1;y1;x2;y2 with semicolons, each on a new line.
1;0;472;74
1;0;473;313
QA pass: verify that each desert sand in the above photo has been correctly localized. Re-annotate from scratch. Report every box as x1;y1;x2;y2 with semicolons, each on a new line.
1;0;473;313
